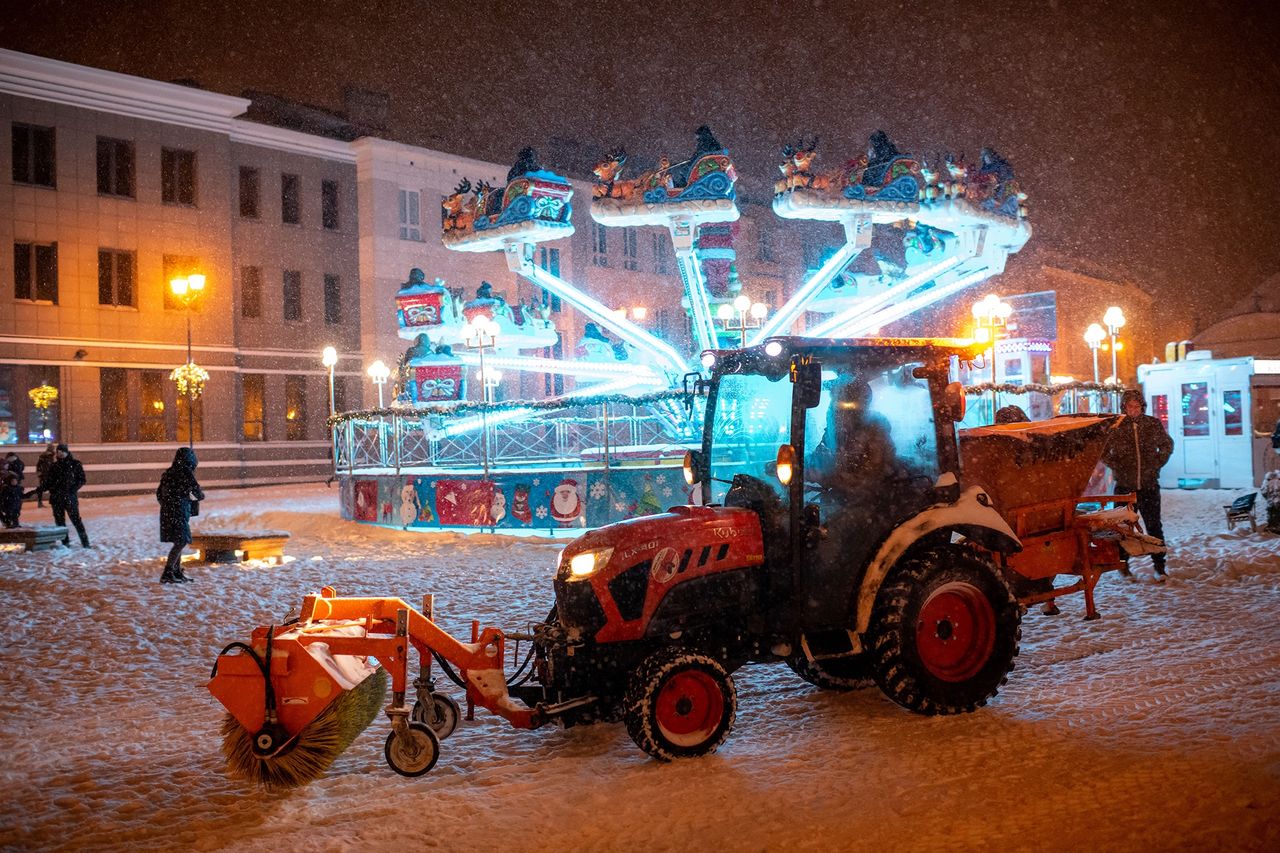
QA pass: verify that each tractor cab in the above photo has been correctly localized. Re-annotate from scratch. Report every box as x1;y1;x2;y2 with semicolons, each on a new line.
691;337;977;634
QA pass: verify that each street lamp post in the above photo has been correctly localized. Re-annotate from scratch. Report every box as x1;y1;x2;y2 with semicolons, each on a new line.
1103;306;1126;385
461;316;500;479
717;294;769;348
169;273;206;447
322;346;338;417
1084;323;1106;384
971;293;1013;422
367;360;390;408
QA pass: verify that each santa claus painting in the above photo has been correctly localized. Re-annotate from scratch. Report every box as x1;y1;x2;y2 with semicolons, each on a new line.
549;478;585;526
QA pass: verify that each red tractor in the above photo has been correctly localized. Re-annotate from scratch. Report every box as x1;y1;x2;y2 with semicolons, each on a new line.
209;337;1025;782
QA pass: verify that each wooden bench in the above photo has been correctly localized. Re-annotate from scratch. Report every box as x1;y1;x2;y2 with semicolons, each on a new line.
0;526;69;552
190;531;291;564
1224;493;1257;533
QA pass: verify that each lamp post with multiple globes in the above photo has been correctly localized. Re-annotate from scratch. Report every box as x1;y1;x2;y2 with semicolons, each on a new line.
169;273;206;447
971;293;1013;422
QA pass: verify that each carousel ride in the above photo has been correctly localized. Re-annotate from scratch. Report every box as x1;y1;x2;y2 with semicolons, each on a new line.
335;130;1032;530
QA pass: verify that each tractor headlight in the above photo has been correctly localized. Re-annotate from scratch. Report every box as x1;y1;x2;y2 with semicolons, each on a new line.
566;547;614;579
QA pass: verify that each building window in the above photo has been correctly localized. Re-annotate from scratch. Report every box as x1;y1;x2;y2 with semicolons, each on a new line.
652;232;669;274
100;367;128;443
592;222;608;267
539;246;561;277
757;228;776;263
162;255;201;310
139;371;167;442
239;167;260;218
241;266;262;318
14;241;58;303
96;136;135;198
1151;394;1169;430
283;270;302;321
1181;382;1209;437
321;179;340;230
281;173;301;224
98;249;135;307
324;274;342;325
1223;389;1243;436
161;147;197;205
176;394;203;444
12;123;56;188
398;189;421;240
242;374;266;441
623;228;639;271
23;365;60;443
285;376;306;441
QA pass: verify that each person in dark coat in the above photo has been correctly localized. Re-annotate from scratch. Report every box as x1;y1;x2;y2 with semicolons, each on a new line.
862;130;903;185
46;444;89;547
1102;389;1174;578
23;444;55;507
506;147;541;183
157;447;205;583
2;452;24;526
669;125;724;188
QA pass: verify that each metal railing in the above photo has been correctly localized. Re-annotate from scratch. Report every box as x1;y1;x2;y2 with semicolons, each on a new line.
332;401;696;473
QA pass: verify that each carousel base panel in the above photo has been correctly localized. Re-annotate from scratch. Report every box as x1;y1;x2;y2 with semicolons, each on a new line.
338;462;689;532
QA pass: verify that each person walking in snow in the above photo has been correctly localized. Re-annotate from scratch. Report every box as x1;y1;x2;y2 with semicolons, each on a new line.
1102;390;1174;579
1;468;22;528
23;443;55;507
156;447;204;583
46;444;89;548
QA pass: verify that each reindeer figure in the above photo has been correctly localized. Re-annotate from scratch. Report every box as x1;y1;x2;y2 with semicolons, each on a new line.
473;179;498;221
592;146;628;199
944;152;968;199
442;177;474;231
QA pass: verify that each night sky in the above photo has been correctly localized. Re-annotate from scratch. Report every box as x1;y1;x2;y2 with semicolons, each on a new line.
4;0;1279;332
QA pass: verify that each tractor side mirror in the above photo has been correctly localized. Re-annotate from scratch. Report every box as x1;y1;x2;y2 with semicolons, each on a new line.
792;360;823;409
683;450;705;486
942;381;967;422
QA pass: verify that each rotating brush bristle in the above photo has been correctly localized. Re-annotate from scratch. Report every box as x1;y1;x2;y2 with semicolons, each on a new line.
221;667;389;790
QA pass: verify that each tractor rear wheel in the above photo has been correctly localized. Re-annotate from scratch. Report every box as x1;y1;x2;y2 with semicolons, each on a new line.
867;545;1021;715
624;648;736;761
785;653;874;691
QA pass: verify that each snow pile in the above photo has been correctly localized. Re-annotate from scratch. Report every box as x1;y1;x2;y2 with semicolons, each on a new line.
0;483;1277;852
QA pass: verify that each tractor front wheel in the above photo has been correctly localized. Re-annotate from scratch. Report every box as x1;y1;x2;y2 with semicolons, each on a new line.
624;648;737;761
867;545;1021;715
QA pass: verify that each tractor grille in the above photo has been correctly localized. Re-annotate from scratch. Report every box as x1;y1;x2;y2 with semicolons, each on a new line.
553;576;607;637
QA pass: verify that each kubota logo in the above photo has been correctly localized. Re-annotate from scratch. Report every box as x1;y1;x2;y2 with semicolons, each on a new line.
650;548;680;583
711;527;741;539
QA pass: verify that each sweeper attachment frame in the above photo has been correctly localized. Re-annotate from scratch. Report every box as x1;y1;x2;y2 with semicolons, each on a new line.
209;588;547;789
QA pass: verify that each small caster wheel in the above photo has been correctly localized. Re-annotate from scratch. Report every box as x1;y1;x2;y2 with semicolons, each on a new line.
384;721;440;777
411;693;461;740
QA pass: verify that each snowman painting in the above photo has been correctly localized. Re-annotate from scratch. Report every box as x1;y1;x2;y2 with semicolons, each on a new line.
549;478;586;527
490;489;507;527
398;480;420;529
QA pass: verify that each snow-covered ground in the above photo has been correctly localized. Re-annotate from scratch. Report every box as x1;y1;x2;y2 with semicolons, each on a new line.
1;484;1277;852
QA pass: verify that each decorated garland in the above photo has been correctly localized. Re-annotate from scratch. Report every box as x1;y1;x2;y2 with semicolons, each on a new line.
328;388;696;428
962;380;1127;396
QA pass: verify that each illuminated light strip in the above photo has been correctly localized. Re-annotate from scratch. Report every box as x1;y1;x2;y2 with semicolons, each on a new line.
521;264;688;377
439;376;657;437
806;254;965;338
748;237;862;345
454;352;663;382
834;266;994;338
674;249;719;354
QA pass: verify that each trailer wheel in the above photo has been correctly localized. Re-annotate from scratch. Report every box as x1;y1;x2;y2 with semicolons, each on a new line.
411;693;461;740
384;722;440;777
867;545;1021;715
624;648;736;761
785;653;874;691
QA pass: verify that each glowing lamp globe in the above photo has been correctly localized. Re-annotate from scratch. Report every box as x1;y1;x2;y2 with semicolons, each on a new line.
322;346;338;368
716;304;734;321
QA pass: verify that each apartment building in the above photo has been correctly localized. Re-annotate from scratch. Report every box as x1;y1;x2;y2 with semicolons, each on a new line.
0;50;361;492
